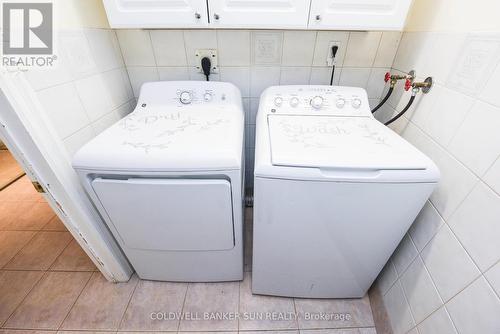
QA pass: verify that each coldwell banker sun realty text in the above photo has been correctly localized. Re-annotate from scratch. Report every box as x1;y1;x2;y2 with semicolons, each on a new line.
2;1;56;67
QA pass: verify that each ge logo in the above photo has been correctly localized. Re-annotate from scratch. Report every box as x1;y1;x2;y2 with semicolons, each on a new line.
2;2;53;55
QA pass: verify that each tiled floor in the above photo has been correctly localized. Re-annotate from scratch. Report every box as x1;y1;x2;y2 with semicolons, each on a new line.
0;150;24;190
0;176;378;334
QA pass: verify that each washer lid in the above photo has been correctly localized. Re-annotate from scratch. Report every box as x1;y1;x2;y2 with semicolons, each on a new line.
268;115;430;171
73;107;243;172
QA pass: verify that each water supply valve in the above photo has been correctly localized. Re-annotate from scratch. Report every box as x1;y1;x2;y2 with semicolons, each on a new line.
404;79;412;91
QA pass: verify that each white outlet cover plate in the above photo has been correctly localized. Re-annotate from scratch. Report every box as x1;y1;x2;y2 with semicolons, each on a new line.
195;49;218;73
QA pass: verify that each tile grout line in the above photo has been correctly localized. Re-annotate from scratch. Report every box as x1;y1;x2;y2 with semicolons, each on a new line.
117;275;140;331
177;282;190;332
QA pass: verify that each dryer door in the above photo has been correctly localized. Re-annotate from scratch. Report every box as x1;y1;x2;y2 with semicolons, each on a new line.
92;178;234;251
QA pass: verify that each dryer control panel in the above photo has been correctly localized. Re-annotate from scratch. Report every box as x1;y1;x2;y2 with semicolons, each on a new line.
136;81;242;109
260;85;372;117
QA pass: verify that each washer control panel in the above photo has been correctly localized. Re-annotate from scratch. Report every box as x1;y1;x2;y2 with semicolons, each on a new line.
262;85;371;117
136;81;241;109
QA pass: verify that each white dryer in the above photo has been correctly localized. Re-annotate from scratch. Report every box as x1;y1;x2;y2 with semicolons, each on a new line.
252;85;439;298
73;81;244;282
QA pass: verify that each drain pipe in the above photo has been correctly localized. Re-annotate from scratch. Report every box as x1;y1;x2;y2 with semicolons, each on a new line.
385;77;433;126
372;70;416;114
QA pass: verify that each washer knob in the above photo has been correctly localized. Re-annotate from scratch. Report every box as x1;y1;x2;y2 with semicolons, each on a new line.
336;97;346;108
274;96;283;107
310;95;324;109
352;98;362;109
203;92;213;102
290;97;300;107
180;91;192;104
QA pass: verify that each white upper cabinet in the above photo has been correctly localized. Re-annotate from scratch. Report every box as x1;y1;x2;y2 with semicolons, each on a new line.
102;0;209;28
207;0;310;29
309;0;412;30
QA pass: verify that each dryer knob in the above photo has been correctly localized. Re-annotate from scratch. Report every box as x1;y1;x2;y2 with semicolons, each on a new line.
180;91;192;104
310;96;324;109
352;98;362;109
274;96;283;107
290;97;300;107
336;98;346;108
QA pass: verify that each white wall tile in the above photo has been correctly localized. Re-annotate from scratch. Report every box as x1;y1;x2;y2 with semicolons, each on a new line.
484;157;500;195
421;224;480;302
479;61;500;107
409;201;445;252
338;68;371;88
400;256;443;323
383;281;415;334
447;277;500;334
406;83;443;127
183;30;217;66
188;67;220;81
59;31;99;80
449;182;500;271
373;31;402;68
402;124;478;220
115;101;134;118
309;67;340;85
281;31;316;66
421;87;474;147
150;30;188;67
63;125;95;158
392;32;428;73
485;261;500;297
251;31;283;66
116;30;155;66
417;307;457;334
217;30;251;66
250;66;280;98
75;73;113;122
92;111;120;135
219;67;250;97
127;67;159;98
366;68;390;99
448;101;500;176
102;68;134;109
158;67;190;81
392;234;418;275
424;33;466;85
312;31;349;67
37;82;91;139
279;67;311;85
85;29;122;72
343;32;382;68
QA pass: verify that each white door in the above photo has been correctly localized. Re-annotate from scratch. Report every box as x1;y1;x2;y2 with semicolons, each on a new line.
309;0;412;30
103;0;209;28
208;0;310;29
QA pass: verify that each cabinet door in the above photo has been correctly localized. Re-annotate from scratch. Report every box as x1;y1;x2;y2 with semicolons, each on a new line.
309;0;412;30
208;0;310;29
103;0;209;28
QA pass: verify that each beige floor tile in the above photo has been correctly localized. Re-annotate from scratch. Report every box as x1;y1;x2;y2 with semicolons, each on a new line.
178;332;237;334
179;281;239;332
239;272;297;330
42;216;67;232
299;329;368;334
0;271;43;326
0;176;43;202
0;202;34;230
3;202;55;231
0;231;36;268
0;330;55;334
50;240;96;272
0;150;25;190
120;279;187;331
5;231;72;270
295;295;375;330
59;331;115;334
61;272;139;330
5;271;91;329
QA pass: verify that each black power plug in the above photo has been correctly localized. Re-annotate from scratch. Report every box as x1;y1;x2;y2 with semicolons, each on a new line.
330;45;339;86
201;57;211;81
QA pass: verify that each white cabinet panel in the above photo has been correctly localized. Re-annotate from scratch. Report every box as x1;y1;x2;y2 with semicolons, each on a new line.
309;0;412;30
103;0;209;28
208;0;310;29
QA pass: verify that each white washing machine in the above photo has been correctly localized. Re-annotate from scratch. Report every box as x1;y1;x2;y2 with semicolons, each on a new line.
73;81;244;282
252;85;439;298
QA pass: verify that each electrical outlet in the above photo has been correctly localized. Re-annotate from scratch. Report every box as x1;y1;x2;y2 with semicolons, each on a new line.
195;49;218;73
326;41;341;67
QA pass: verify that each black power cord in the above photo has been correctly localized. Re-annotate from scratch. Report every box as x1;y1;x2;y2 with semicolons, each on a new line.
329;45;339;86
201;57;211;81
385;94;416;126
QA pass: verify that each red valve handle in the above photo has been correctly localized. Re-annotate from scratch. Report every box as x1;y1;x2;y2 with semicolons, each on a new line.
384;72;391;83
404;78;412;91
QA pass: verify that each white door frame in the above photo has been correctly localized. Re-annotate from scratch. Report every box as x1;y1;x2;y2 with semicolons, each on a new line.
0;69;133;282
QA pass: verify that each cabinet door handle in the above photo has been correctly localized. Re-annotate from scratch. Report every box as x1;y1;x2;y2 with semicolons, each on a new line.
315;14;321;21
195;12;201;19
214;13;220;20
